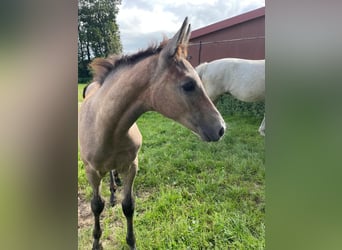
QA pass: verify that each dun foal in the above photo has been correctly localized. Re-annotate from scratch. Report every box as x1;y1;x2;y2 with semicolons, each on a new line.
79;17;225;250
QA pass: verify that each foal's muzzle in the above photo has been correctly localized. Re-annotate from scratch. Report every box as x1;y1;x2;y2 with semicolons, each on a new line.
199;122;226;142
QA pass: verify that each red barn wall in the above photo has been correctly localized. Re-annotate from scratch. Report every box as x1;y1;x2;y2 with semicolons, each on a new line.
188;9;265;67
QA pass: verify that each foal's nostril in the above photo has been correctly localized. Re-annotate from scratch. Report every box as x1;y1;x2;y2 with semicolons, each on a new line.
218;126;225;137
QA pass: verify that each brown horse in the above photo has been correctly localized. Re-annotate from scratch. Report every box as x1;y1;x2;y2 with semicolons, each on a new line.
78;17;226;250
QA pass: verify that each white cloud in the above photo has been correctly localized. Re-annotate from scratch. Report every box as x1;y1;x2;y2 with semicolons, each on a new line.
117;0;265;53
118;6;178;34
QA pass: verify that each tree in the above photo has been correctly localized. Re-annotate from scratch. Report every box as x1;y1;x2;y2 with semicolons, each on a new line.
78;0;122;82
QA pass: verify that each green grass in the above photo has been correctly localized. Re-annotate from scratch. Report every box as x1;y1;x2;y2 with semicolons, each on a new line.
78;84;265;249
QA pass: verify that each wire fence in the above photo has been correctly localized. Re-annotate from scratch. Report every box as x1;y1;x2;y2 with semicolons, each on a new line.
188;36;265;65
189;36;265;46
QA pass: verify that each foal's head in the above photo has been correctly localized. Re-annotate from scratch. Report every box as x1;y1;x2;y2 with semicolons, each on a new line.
146;17;226;141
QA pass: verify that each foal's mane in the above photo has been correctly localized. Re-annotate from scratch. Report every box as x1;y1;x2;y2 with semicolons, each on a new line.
89;38;168;85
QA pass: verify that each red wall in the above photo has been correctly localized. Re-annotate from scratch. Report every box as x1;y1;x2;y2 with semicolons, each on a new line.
188;15;265;67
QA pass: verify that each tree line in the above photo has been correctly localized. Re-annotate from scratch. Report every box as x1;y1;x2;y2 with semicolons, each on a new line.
78;0;122;82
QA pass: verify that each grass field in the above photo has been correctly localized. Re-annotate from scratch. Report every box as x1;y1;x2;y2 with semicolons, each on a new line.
78;83;265;249
78;83;86;103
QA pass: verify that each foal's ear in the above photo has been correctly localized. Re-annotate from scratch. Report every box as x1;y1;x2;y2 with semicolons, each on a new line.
162;17;191;59
183;23;191;45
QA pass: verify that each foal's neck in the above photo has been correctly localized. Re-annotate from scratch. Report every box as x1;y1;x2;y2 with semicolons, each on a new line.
97;56;158;137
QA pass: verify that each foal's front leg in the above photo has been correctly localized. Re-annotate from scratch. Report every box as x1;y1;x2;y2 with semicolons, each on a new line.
121;160;138;250
86;165;105;250
91;193;105;250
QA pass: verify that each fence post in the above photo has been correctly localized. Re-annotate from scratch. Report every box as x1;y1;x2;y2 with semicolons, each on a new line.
198;41;202;65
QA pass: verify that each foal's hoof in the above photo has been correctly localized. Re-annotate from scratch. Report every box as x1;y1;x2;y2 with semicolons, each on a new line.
115;176;122;186
110;194;117;207
92;242;103;250
127;241;137;250
127;238;136;250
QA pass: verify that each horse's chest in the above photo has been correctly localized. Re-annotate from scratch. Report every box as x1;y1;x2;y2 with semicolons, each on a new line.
108;149;138;172
104;125;142;172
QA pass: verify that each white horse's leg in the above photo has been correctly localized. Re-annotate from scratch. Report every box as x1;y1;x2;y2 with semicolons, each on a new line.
258;115;265;136
121;159;138;250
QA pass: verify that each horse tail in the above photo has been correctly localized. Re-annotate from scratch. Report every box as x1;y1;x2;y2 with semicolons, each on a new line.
82;84;89;99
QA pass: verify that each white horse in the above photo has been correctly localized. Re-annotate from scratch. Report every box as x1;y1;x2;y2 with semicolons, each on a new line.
196;58;265;136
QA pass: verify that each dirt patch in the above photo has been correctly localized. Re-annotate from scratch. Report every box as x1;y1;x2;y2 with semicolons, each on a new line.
78;188;155;249
78;188;125;230
78;192;93;229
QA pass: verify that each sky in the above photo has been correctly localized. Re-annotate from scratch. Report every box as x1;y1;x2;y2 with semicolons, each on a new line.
117;0;265;54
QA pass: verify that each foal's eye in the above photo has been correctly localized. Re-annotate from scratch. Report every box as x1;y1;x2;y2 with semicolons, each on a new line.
182;81;196;92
